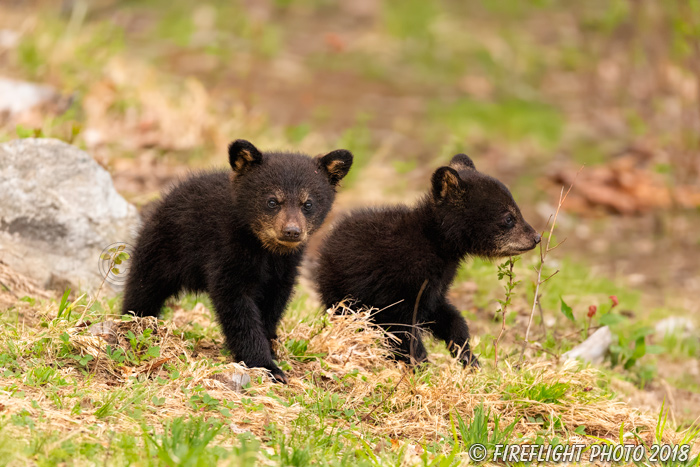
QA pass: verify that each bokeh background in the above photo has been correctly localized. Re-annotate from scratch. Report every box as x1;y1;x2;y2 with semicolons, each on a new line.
1;0;699;423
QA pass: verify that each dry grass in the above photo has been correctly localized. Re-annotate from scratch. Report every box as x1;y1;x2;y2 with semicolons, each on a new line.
0;293;679;448
277;304;664;444
0;261;51;307
0;254;696;466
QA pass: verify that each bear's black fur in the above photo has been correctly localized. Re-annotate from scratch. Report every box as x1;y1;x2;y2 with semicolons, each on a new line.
316;154;539;367
122;139;353;383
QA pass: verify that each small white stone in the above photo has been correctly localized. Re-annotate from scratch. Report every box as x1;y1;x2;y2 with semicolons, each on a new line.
562;326;613;364
0;78;57;115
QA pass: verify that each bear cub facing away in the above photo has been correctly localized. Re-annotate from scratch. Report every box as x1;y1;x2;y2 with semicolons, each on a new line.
316;154;539;367
123;139;353;383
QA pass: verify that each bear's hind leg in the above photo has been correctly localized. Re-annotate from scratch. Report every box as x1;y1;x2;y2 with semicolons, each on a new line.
122;257;179;317
121;280;176;317
429;301;479;368
388;324;428;365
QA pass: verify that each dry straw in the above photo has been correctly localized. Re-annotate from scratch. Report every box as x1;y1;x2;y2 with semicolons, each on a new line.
0;291;686;453
65;301;677;445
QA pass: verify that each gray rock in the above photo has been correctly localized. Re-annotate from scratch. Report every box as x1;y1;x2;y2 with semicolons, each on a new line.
211;372;252;393
0;78;59;117
562;326;613;364
0;138;140;292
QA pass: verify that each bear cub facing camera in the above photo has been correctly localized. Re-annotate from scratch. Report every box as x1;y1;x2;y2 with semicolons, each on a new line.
122;139;353;383
316;154;540;368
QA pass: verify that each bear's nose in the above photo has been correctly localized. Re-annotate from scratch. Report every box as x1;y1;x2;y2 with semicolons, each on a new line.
534;234;542;245
283;225;301;240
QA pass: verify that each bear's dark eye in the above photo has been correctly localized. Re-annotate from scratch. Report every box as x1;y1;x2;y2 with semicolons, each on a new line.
504;214;515;228
303;200;313;212
267;199;279;209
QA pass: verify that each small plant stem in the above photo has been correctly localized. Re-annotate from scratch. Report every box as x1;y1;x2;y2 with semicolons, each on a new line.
586;316;592;338
520;168;581;362
523;240;547;352
494;257;517;367
77;253;116;324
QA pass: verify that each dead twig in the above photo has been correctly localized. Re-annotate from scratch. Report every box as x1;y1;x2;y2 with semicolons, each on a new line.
520;167;581;362
410;279;429;364
360;371;407;424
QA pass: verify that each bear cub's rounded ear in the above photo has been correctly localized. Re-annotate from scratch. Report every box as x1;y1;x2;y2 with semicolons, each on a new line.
228;139;263;174
449;153;476;172
316;149;353;186
431;166;464;201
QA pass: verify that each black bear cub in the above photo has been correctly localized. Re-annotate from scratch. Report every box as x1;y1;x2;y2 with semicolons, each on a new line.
123;139;353;383
316;154;539;367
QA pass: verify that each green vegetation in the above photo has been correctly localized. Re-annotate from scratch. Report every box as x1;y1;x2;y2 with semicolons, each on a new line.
0;278;697;465
427;98;563;148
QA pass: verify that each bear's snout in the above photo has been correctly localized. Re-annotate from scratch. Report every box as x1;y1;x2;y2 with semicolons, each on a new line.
272;206;308;246
282;224;302;241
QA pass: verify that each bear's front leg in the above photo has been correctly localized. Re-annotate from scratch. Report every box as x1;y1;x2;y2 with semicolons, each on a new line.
260;270;297;359
208;288;287;384
429;300;480;368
